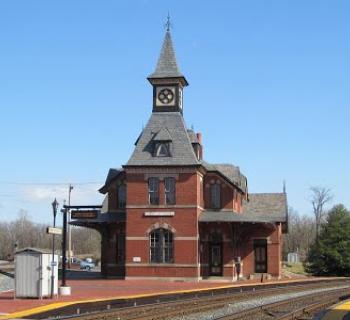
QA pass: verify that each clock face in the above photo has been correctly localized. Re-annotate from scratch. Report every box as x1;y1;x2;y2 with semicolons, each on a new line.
158;88;174;104
156;86;176;106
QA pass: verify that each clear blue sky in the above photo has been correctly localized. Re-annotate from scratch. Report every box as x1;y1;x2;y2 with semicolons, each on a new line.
0;1;349;223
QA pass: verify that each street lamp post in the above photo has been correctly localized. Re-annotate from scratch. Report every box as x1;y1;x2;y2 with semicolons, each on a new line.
51;198;58;299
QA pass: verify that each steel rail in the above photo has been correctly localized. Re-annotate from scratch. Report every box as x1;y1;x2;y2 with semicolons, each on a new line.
275;296;347;320
212;287;350;320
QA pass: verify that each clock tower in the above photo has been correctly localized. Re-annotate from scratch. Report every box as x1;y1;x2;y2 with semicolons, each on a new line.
148;29;188;114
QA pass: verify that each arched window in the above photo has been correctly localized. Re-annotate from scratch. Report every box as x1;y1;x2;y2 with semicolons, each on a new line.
210;183;221;209
118;184;126;209
150;228;173;263
155;143;170;157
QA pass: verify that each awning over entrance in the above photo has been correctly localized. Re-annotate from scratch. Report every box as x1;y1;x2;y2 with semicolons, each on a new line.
70;211;125;227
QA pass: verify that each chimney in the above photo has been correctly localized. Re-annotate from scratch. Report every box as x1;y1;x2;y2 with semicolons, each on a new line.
196;132;202;144
196;132;203;160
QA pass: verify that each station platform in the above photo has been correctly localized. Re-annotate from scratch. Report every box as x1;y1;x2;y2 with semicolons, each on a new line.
321;299;350;320
0;277;339;320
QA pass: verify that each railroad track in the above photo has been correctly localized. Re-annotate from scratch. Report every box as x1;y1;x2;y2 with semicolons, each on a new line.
213;287;350;319
41;280;350;320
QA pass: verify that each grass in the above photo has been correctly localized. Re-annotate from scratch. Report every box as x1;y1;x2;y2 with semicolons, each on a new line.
283;262;308;275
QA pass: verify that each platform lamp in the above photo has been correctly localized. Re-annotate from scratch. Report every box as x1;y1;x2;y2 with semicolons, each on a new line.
51;198;58;299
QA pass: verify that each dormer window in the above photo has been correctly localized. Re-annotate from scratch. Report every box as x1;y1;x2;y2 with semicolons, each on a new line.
152;128;172;157
210;183;221;209
155;142;170;157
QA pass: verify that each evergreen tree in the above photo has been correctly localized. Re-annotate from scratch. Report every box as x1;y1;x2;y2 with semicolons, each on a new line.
307;204;350;276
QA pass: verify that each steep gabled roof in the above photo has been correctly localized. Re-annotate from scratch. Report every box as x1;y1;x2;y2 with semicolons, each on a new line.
125;112;200;166
243;193;288;222
202;161;247;193
148;31;186;81
199;193;287;224
99;168;124;194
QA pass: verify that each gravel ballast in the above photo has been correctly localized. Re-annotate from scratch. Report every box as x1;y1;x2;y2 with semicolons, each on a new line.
173;284;350;320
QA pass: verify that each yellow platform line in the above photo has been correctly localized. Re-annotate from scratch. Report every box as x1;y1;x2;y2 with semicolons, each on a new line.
321;299;350;320
0;277;348;320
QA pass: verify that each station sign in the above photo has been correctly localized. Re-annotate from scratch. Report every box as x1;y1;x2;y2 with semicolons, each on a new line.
71;210;98;219
47;227;62;235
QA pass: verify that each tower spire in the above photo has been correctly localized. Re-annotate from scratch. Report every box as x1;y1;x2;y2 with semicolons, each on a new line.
148;17;188;86
165;12;171;32
148;17;188;114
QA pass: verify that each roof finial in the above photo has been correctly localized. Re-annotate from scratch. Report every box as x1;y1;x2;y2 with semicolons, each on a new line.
165;12;172;32
283;180;286;194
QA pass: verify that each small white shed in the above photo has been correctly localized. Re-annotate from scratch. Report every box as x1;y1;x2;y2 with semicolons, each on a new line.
287;252;300;264
15;248;58;298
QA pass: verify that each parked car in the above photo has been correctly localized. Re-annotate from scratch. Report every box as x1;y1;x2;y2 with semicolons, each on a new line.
80;259;95;271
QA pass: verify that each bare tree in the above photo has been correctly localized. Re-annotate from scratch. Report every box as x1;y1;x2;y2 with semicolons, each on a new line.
310;186;333;242
283;207;315;260
0;212;101;260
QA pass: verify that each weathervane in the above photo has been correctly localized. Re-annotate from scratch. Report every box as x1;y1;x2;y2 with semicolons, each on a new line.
165;12;172;31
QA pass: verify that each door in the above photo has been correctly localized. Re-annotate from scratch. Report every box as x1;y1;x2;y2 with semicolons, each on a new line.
209;244;222;276
254;239;267;273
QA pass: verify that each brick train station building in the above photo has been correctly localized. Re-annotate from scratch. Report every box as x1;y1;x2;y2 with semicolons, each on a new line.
72;29;288;281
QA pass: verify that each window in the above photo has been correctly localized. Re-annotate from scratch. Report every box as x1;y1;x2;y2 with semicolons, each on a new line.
210;184;221;209
148;177;159;205
118;184;126;208
150;228;173;263
117;233;125;263
165;177;176;205
155;143;170;157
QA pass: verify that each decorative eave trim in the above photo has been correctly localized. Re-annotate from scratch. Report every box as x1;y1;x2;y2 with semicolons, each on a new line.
123;165;201;173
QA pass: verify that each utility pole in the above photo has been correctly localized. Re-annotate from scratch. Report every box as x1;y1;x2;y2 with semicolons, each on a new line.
59;202;71;296
51;198;58;299
61;203;68;287
67;184;73;268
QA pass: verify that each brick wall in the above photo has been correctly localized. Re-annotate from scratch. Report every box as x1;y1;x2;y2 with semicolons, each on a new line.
100;167;283;280
124;169;201;278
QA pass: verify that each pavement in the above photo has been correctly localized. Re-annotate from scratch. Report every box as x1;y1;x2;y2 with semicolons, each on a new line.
0;278;230;316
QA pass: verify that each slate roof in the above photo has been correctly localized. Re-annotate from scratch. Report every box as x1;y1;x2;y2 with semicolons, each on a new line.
154;128;172;141
126;112;200;166
202;161;248;193
148;31;186;82
99;168;124;194
199;193;287;223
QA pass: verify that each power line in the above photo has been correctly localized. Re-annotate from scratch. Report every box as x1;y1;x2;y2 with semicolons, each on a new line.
0;181;103;186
